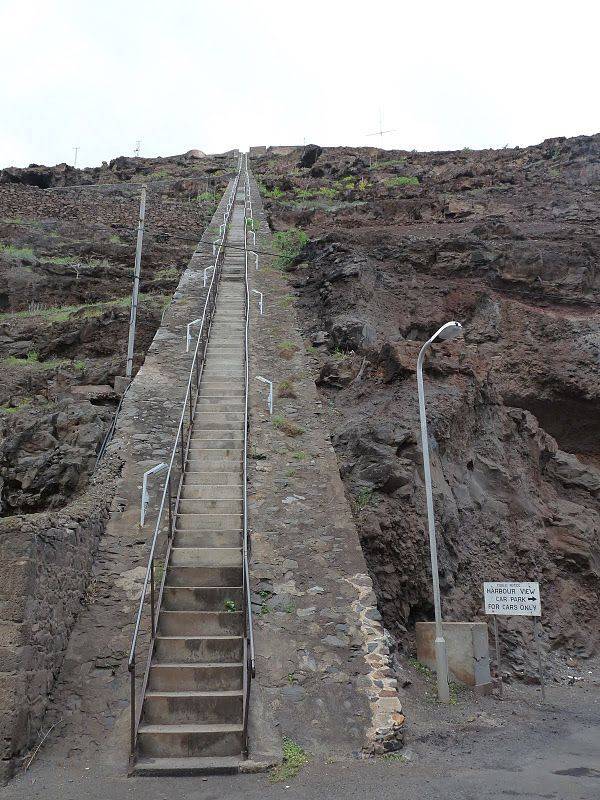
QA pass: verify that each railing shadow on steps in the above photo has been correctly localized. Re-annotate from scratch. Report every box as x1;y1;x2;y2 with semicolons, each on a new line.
127;165;249;766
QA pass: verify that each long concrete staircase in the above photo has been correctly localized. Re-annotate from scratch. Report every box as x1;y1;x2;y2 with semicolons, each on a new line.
131;169;251;775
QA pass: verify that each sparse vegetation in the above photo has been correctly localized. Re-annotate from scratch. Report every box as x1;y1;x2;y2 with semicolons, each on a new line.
3;351;67;370
332;347;352;361
272;416;304;437
355;487;374;509
0;243;36;260
224;599;237;612
371;158;406;169
272;228;309;269
385;176;420;187
408;657;433;679
270;737;310;783
144;169;170;181
153;266;180;282
259;183;285;199
39;255;80;266
277;379;297;398
277;340;299;359
0;399;31;414
0;293;162;324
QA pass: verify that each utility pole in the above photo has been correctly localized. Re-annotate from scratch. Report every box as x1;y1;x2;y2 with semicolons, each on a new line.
134;139;141;157
73;146;79;168
126;184;147;379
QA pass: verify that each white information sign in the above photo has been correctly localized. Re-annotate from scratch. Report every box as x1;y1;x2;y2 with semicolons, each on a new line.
484;582;541;617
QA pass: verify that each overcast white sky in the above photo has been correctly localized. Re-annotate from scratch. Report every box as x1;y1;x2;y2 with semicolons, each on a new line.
1;0;598;168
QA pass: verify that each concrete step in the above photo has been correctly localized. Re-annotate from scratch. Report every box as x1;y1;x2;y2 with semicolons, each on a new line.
192;415;243;430
132;755;241;776
174;529;242;548
198;389;244;397
191;428;242;440
154;634;243;663
185;459;242;472
162;586;243;611
196;403;244;413
175;514;242;531
201;374;245;381
178;499;242;514
166;565;242;588
148;663;243;692
189;437;244;447
158;610;243;636
183;472;241;485
143;690;243;725
137;723;243;758
187;446;242;457
170;547;242;567
181;485;242;499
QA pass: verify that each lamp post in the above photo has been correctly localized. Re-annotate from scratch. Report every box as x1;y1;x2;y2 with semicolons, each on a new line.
416;320;463;704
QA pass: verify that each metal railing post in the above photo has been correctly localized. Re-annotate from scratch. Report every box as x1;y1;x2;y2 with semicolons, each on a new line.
150;558;156;634
129;660;136;756
167;476;173;538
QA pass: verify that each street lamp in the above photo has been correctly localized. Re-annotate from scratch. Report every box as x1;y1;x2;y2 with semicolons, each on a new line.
416;321;463;703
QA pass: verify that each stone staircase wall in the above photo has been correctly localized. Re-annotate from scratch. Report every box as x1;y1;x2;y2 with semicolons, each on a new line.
246;172;405;759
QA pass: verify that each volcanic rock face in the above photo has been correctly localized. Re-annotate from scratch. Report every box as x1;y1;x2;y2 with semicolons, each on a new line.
0;399;112;515
252;134;600;673
0;151;234;515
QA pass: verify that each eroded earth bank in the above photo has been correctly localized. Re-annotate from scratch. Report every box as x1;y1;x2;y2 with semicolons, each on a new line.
252;136;600;681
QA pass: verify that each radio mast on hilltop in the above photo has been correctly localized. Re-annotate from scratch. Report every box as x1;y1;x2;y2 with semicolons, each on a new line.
366;108;398;141
366;108;398;164
134;139;142;157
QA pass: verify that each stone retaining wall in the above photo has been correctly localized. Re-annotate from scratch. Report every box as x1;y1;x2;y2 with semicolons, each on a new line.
0;454;120;781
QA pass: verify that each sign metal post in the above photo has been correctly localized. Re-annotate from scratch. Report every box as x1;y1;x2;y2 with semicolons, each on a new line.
493;615;503;699
483;581;545;703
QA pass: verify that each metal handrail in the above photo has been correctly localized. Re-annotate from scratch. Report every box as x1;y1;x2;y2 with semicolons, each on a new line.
127;166;242;760
241;154;256;756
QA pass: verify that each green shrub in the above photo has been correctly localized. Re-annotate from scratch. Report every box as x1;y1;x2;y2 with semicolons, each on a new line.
4;351;67;370
39;255;80;265
145;169;170;181
356;487;374;509
385;176;419;187
0;243;36;260
272;228;308;269
270;737;310;782
259;184;285;199
0;398;31;414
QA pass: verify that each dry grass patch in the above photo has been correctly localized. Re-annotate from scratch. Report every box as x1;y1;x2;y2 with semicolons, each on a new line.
277;379;297;398
273;416;304;437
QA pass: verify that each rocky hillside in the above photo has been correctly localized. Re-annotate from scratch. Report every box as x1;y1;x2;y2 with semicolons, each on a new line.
0;150;234;515
251;136;600;676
